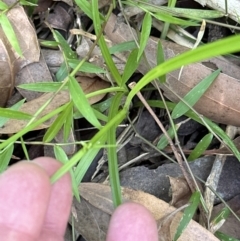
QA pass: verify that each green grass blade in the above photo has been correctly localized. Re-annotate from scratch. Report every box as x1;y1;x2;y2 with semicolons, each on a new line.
0;107;31;120
174;191;201;241
63;106;73;142
74;0;92;19
68;59;106;74
0;99;25;127
52;30;77;60
54;145;80;202
137;12;152;61
18;82;66;92
107;93;123;207
43;102;73;142
109;41;137;54
188;133;213;161
122;49;140;83
0;2;8;10
69;76;101;128
171;69;220;119
0;13;22;56
92;0;124;87
74;140;105;185
211;206;230;232
125;35;240;108
157;125;177;150
153;12;198;26
0;144;13;173
215;231;240;241
161;0;177;39
156;40;166;82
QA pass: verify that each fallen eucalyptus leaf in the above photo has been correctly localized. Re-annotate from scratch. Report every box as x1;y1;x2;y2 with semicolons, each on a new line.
105;13;240;127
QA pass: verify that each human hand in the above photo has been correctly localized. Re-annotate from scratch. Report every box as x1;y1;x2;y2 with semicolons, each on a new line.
0;157;158;241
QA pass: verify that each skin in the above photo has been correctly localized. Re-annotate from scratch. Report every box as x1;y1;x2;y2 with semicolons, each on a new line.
0;157;158;241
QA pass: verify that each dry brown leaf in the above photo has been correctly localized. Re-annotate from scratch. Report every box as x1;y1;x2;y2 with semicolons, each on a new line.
76;75;110;104
0;91;70;134
6;6;40;68
16;51;53;101
169;176;192;208
105;13;240;127
72;183;219;241
0;38;15;107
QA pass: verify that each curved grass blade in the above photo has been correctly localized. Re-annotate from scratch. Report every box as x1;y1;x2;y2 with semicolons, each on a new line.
173;191;201;241
171;69;220;119
125;35;240;108
188;133;213;161
137;12;152;61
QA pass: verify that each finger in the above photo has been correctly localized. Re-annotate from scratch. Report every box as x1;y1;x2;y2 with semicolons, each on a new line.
0;161;51;241
33;157;72;240
106;202;158;241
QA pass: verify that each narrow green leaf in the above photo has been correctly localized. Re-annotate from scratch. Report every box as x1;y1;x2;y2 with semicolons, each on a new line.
18;82;66;92
109;41;137;54
56;62;69;82
0;107;31;120
19;0;38;6
122;49;140;83
43;102;73;142
0;144;13;173
174;191;201;241
63;103;73;141
92;0;124;87
188;133;213;161
153;12;199;26
171;69;220;119
211;207;230;231
54;145;80;202
0;14;22;56
215;231;240;241
74;141;104;185
0;99;25;127
74;0;93;19
68;59;106;74
137;12;152;61
161;0;177;39
156;40;166;82
0;2;8;10
68;76;101;129
52;30;77;60
107;93;123;207
157;125;177;150
125;35;240;109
